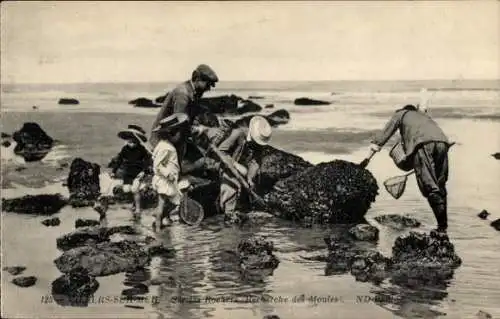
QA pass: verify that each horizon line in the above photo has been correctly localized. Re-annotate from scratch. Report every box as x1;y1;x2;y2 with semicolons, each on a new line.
1;78;499;86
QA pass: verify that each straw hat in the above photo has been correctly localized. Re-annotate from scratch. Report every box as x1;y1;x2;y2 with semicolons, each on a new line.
118;125;147;143
152;113;189;132
247;116;272;145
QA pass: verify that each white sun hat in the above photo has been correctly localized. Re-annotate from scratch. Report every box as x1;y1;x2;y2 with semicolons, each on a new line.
247;116;272;145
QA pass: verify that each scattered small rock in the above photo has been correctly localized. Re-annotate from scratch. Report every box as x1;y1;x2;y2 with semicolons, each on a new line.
348;224;379;242
265;104;274;109
3;266;27;276
476;310;492;319
12;276;37;287
491;153;500;160
237;236;280;276
42;217;61;227
125;305;145;309
1;132;11;138
490;219;500;231
58;98;79;105
294;97;330;106
374;214;421;229
75;218;100;228
121;284;149;297
2;140;11;147
2;194;67;215
263;315;281;319
51;267;99;307
478;210;490;220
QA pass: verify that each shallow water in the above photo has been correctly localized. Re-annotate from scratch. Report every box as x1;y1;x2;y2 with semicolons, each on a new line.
1;85;500;319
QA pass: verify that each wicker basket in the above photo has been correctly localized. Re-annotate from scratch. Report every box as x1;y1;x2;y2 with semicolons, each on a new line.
389;141;413;171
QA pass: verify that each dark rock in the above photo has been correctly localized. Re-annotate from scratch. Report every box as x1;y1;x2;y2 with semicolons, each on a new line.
325;241;364;276
294;98;331;106
42;217;61;227
2;140;11;147
12;122;54;162
237;236;280;272
121;284;149;297
490;218;500;231
265;160;379;224
56;225;135;251
1;132;11;138
155;94;167;104
263;316;281;319
60;162;69;168
374;214;421;229
478;210;490;220
14;166;26;172
350;251;391;284
124;305;145;309
234;109;290;128
3;266;26;276
390;231;462;288
477;310;493;319
256;145;313;195
491;152;500;160
265;104;274;109
248;95;265;99
146;242;175;258
58;98;79;105
128;97;161;108
32;105;38;110
349;224;379;242
2;194;67;215
54;240;150;277
66;158;101;207
226;99;262;115
111;183;158;210
75;218;100;228
199;94;242;114
51;267;99;307
12;276;37;287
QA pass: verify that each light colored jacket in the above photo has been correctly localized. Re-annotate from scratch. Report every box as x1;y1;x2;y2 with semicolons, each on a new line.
371;109;450;156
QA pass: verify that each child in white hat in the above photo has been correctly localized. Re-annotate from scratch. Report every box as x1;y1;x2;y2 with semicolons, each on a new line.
151;113;190;231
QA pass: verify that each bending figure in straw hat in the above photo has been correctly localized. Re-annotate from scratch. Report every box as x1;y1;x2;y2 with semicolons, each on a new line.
215;115;272;222
359;102;453;233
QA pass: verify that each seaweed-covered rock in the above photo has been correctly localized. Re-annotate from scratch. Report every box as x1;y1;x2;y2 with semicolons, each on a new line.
490;218;500;231
51;267;99;307
42;217;61;227
66;158;101;207
265;160;378;223
234;109;290;128
54;241;149;277
12;122;54;162
374;214;421;229
2;194;67;215
56;225;136;251
12;276;37;287
294;98;330;106
256;146;313;195
199;95;242;114
226;99;262;115
237;237;280;274
3;266;26;276
348;224;379;242
58;98;79;105
75;218;100;228
390;231;462;288
350;251;391;284
129;97;160;108
324;240;364;276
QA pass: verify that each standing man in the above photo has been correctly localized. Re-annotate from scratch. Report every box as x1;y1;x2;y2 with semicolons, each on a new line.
359;104;453;232
150;64;219;149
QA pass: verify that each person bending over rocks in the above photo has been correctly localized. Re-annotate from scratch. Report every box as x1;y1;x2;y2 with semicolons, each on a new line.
360;104;453;233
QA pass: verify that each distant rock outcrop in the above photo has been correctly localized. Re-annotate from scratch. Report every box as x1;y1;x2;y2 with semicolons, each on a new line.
12;122;54;162
294;98;331;106
129;97;161;108
491;152;500;160
58;98;79;105
234;109;290;128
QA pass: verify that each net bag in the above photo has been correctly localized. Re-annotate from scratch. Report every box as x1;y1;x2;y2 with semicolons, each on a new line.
383;174;408;199
179;195;204;226
389;142;413;172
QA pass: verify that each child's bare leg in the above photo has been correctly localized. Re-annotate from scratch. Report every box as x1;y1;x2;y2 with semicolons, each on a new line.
133;192;141;218
154;195;166;232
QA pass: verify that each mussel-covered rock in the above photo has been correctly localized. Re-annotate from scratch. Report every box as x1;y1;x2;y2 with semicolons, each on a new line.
54;240;149;277
12;276;37;287
199;94;242;114
237;237;280;275
390;231;462;287
374;214;421;229
56;225;136;251
234;109;290;128
348;224;379;242
265;160;378;223
75;218;101;228
256;146;313;195
58;98;79;105
66;158;101;207
350;251;391;284
51;267;99;307
294;98;330;106
42;217;61;227
2;194;67;215
12;122;54;162
3;266;26;276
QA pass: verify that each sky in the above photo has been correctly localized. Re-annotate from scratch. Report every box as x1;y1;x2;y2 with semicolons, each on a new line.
1;1;498;83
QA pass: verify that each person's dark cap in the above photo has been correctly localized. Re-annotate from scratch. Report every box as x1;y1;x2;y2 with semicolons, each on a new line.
195;64;219;83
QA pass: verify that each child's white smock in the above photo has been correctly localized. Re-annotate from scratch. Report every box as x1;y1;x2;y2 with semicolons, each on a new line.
151;140;182;205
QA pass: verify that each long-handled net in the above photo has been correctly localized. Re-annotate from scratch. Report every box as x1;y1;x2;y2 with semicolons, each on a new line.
179;194;204;226
383;171;415;199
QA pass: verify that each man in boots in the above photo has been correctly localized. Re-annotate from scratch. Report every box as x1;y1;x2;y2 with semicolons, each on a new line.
359;104;453;232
